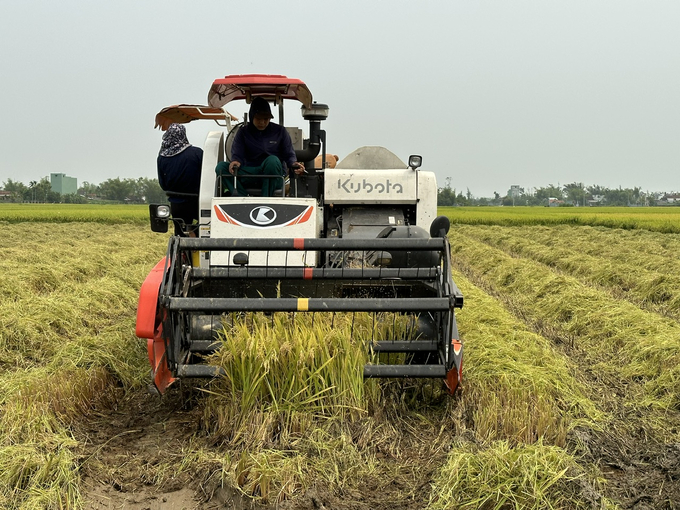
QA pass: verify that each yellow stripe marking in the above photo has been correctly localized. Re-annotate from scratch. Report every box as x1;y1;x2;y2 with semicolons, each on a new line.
298;298;309;311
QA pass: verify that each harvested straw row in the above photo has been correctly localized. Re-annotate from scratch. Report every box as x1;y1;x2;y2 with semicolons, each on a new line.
452;268;602;445
0;223;166;369
429;271;610;508
0;444;80;510
455;225;680;321
450;231;680;412
0;223;167;508
484;224;680;274
428;440;609;510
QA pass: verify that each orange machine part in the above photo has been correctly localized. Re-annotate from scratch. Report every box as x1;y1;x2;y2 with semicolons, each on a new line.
135;258;167;339
135;257;177;393
445;339;464;395
148;313;176;393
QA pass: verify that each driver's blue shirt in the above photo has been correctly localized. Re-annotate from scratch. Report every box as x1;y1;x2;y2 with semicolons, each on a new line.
231;122;296;171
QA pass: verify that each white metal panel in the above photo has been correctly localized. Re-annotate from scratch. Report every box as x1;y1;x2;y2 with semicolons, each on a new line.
210;197;318;267
416;171;438;229
324;169;417;204
192;131;225;268
199;131;224;218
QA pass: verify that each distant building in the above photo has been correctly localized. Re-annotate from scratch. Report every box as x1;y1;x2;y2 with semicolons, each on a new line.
658;193;680;206
51;173;77;195
588;195;605;206
0;190;11;201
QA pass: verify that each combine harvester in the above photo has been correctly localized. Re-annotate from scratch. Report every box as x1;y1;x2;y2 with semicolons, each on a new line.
136;74;464;395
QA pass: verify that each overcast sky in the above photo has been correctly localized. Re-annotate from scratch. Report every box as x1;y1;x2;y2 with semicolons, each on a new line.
0;0;678;197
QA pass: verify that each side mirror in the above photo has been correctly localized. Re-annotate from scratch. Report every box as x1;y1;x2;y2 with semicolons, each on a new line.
149;204;170;233
429;215;450;238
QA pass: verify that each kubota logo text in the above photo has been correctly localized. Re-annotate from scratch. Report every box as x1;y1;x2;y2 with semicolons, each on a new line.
249;206;277;225
337;178;403;194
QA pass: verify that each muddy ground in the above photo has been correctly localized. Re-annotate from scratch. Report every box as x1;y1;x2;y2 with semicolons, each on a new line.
76;388;268;510
75;387;443;510
73;379;680;510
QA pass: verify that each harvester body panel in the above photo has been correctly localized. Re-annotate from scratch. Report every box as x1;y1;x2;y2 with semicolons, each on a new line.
325;168;438;230
210;196;319;266
326;169;418;204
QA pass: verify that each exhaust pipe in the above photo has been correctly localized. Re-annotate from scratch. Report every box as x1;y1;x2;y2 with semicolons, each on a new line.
295;103;328;164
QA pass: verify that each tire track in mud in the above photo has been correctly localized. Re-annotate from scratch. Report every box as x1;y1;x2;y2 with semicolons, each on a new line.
74;390;271;510
450;226;680;509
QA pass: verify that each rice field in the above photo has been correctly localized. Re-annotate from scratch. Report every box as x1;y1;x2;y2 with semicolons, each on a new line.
0;203;148;224
1;203;679;508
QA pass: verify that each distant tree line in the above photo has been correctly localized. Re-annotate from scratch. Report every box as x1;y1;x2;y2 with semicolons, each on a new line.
1;177;166;204
2;175;666;208
438;180;661;207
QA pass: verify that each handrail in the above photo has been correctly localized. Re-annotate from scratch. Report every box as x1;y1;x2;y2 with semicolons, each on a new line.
216;171;287;198
232;171;286;196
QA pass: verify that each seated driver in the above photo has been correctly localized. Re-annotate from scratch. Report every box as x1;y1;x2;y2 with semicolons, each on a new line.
216;97;305;196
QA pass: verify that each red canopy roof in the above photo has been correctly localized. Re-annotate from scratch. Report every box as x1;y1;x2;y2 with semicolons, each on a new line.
208;74;312;109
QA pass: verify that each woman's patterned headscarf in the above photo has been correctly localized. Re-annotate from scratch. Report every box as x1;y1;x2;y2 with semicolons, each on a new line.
159;124;191;157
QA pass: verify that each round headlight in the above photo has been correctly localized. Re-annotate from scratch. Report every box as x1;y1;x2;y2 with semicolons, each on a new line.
156;205;171;219
408;155;423;169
